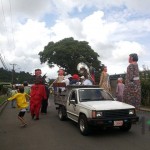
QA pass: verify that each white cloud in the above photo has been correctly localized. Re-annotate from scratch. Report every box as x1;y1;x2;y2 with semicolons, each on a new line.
1;19;51;73
112;41;144;61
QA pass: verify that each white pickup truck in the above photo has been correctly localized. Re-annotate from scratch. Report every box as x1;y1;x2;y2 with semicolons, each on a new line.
53;84;139;135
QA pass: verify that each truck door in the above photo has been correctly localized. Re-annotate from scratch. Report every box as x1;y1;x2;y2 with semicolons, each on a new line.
67;90;79;122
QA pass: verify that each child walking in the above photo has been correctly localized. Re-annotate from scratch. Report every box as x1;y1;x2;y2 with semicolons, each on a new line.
7;86;30;127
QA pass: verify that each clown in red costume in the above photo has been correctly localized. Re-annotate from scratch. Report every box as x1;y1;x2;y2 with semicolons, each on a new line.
30;70;47;120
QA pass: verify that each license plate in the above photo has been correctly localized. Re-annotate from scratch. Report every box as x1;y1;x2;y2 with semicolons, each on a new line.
114;121;123;126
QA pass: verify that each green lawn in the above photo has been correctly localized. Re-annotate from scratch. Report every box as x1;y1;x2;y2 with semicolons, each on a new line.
0;95;8;105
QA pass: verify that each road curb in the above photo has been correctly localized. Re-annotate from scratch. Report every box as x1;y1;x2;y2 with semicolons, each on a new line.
140;107;150;112
0;100;8;115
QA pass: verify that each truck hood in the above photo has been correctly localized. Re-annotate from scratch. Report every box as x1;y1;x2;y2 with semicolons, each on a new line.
81;101;135;110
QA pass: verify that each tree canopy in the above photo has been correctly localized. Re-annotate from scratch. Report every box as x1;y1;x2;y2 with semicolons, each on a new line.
39;37;101;75
0;68;34;84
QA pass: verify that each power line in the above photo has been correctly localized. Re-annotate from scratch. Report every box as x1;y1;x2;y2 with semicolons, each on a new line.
0;53;8;70
0;0;11;46
0;49;10;70
0;0;16;49
0;0;16;72
8;0;16;49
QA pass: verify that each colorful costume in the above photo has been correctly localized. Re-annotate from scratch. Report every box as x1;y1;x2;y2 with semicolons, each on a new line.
56;69;65;83
30;84;47;119
8;92;30;126
123;63;141;109
99;71;111;93
8;93;29;109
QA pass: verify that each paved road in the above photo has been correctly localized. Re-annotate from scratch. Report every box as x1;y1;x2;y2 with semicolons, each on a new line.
0;96;150;150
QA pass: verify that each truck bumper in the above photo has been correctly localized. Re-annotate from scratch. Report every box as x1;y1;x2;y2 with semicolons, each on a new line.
87;116;139;127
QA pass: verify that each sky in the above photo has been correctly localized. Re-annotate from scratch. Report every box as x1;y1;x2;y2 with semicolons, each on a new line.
0;0;150;80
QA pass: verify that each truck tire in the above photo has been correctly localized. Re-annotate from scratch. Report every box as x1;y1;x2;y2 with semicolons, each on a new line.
78;114;90;136
120;123;132;132
58;107;66;121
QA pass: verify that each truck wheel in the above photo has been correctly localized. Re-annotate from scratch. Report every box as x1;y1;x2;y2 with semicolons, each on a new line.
58;107;66;121
120;123;132;132
78;115;90;136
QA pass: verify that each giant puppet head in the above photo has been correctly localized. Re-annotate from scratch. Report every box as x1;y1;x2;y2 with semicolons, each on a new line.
35;69;42;76
58;68;64;76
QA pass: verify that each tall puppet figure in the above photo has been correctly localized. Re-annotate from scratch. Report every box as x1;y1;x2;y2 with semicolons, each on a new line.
30;69;47;120
99;66;111;93
35;69;42;76
56;68;65;83
89;64;95;84
123;53;141;109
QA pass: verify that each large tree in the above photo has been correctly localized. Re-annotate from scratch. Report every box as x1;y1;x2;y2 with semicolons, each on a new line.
39;37;101;76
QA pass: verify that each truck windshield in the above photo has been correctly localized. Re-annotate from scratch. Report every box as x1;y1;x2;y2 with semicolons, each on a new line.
79;89;113;102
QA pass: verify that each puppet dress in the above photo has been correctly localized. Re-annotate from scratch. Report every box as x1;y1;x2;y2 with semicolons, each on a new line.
123;64;141;109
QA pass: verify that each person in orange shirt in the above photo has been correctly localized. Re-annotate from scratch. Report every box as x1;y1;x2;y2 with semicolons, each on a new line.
7;86;30;127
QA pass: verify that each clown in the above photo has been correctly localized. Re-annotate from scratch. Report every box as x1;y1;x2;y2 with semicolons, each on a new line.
30;70;47;120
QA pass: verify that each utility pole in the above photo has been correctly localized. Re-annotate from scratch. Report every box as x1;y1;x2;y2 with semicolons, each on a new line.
10;63;17;84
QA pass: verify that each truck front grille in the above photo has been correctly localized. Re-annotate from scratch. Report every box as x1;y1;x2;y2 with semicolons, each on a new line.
103;109;130;118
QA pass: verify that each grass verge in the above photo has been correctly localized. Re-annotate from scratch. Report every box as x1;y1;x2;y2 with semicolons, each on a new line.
0;95;8;105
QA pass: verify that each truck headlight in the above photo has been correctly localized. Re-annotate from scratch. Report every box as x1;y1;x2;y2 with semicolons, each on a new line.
92;111;103;118
96;111;103;117
129;109;135;115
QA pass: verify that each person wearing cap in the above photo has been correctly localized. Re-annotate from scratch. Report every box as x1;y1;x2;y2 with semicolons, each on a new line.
70;74;80;85
116;77;125;102
123;53;141;109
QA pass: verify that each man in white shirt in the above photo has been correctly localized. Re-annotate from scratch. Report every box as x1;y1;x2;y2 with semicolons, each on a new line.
82;78;93;85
